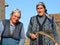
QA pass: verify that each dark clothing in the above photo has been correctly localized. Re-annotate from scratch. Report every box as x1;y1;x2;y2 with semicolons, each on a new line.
26;14;59;45
0;19;25;45
2;20;23;40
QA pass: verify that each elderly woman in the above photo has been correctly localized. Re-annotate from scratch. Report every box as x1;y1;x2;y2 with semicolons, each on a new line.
0;9;25;45
26;2;59;45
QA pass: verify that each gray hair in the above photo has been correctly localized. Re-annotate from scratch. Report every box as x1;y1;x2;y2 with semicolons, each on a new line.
11;9;21;15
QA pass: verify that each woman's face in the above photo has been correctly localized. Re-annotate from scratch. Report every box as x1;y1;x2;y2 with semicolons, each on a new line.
36;5;45;16
10;12;20;24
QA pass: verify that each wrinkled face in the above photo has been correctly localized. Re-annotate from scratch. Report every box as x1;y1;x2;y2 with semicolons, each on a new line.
10;12;20;24
36;5;45;16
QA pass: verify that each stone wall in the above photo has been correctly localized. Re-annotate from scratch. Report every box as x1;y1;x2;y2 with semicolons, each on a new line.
50;14;60;44
0;0;5;20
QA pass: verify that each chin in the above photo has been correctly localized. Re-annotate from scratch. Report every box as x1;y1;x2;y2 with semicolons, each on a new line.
13;21;17;24
39;14;43;16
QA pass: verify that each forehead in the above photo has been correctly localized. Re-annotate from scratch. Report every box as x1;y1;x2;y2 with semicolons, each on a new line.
11;12;20;18
13;12;20;16
37;5;44;8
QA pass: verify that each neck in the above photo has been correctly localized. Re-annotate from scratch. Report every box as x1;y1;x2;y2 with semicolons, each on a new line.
38;14;44;17
10;20;15;26
38;12;45;16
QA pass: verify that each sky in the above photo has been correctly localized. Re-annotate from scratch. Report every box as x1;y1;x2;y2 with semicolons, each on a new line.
5;0;60;34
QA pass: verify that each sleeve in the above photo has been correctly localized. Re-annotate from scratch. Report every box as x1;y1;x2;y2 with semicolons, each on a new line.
52;19;59;42
26;17;33;38
0;21;4;36
0;21;4;41
19;24;25;45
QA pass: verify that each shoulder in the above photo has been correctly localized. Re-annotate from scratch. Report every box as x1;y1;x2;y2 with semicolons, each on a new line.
45;14;53;20
30;15;37;21
17;21;23;26
2;19;9;25
31;15;36;19
2;19;9;22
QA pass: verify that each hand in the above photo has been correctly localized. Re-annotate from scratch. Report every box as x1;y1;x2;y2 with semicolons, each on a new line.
55;42;59;45
30;33;37;39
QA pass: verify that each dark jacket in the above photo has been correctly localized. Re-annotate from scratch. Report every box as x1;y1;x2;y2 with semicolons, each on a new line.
26;15;59;45
2;19;23;40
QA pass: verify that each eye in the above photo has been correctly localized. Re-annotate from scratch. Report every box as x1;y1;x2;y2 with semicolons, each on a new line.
17;16;20;19
37;7;43;9
14;15;20;19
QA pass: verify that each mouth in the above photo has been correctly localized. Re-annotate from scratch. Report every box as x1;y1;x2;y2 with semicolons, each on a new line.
38;11;41;13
